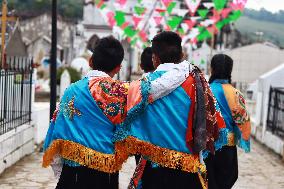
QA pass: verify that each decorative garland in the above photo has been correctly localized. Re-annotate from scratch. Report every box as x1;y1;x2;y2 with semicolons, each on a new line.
92;0;247;48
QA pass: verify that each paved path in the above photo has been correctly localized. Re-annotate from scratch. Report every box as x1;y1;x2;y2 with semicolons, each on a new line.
0;139;283;189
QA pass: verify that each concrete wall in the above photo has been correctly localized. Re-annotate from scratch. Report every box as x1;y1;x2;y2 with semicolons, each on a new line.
248;99;284;158
0;124;34;175
33;102;50;145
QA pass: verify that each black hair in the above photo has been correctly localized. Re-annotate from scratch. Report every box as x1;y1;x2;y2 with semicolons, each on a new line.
140;47;154;73
90;36;124;72
152;31;182;63
209;54;233;84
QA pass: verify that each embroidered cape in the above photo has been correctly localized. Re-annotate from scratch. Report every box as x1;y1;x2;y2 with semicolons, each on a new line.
43;67;193;178
42;71;130;177
209;79;251;154
115;61;225;189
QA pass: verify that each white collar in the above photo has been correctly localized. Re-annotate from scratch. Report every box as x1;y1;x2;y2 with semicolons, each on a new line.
155;60;193;72
86;70;110;78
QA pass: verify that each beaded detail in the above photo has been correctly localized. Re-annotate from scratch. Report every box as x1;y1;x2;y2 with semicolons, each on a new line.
61;96;82;121
89;77;129;124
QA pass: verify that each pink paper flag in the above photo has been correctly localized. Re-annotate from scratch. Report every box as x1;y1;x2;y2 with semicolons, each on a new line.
132;16;143;28
221;8;232;18
153;16;163;26
107;12;116;27
139;31;147;42
161;0;173;7
209;9;221;23
230;1;246;11
207;25;218;35
116;0;127;7
185;0;201;15
183;19;196;29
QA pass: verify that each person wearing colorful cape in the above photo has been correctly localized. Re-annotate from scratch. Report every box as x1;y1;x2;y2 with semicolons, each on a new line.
204;54;251;189
42;35;193;189
42;36;130;189
116;31;226;189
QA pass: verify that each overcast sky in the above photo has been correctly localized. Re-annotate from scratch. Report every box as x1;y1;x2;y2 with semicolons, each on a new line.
246;0;284;12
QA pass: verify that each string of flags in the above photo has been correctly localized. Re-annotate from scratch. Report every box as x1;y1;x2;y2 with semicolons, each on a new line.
92;0;248;49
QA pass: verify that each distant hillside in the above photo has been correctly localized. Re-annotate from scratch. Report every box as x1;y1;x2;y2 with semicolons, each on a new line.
235;16;284;48
0;0;83;21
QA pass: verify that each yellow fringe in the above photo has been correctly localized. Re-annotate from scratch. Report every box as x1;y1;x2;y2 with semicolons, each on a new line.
42;139;129;173
227;133;236;146
124;136;206;173
43;138;208;188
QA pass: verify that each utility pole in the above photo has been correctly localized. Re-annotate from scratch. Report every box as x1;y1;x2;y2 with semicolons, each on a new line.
50;0;57;119
1;0;16;68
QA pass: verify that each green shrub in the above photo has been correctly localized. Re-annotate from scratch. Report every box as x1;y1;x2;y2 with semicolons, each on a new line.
56;67;81;85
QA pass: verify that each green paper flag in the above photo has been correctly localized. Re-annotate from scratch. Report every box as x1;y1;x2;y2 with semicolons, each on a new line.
134;6;146;15
167;2;177;14
178;28;185;35
130;37;138;46
115;11;126;26
197;27;212;41
197;9;209;19
229;10;242;21
213;0;227;11
124;26;137;37
167;16;183;30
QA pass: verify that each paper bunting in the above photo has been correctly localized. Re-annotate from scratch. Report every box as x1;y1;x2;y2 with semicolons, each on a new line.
197;9;209;19
153;16;163;26
228;10;242;21
185;0;201;15
213;0;228;11
124;26;137;37
114;11;126;26
107;12;116;27
166;2;177;14
161;0;173;7
95;0;106;9
167;16;183;30
91;0;248;49
221;8;232;18
132;16;143;28
183;19;196;29
116;0;127;7
134;6;146;16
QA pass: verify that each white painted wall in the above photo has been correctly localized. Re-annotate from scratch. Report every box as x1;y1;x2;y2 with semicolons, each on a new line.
0;124;34;174
33;102;50;145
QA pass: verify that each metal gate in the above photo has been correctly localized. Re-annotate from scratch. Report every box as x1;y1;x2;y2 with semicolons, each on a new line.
267;87;284;138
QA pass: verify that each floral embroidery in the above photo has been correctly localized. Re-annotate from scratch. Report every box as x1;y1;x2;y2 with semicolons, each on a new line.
89;78;129;124
232;91;250;125
99;80;128;98
61;96;82;120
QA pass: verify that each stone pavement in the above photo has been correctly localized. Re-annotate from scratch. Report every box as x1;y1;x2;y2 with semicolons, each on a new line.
0;139;283;189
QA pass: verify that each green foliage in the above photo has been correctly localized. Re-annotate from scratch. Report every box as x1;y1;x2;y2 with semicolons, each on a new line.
1;0;83;21
56;67;81;85
244;8;284;25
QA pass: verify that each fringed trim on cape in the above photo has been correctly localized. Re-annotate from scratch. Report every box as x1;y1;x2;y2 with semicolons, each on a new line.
124;136;206;174
42;139;128;173
238;137;250;153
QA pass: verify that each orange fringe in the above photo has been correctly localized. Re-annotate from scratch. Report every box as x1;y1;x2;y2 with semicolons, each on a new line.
43;138;208;188
42;139;129;173
124;136;206;173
